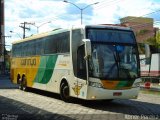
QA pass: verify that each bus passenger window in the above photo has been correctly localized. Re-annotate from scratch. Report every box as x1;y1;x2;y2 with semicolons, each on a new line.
77;45;87;80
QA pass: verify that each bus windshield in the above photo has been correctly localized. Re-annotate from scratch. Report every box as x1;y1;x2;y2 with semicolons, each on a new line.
87;28;135;44
86;28;139;80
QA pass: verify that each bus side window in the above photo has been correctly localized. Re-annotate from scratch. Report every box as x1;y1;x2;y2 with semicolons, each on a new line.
77;45;87;80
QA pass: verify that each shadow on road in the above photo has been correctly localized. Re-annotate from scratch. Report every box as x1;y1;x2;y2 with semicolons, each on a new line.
27;88;160;117
80;99;160;116
1;75;159;118
0;95;74;120
27;88;61;100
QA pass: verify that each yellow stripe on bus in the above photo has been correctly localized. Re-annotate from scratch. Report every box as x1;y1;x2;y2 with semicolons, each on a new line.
11;56;40;87
101;80;120;89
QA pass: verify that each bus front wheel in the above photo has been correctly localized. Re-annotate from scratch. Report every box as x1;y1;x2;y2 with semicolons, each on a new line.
60;83;70;102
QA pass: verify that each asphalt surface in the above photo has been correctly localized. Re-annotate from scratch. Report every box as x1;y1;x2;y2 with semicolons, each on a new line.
0;75;160;120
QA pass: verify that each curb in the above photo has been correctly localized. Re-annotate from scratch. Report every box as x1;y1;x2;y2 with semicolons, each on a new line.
140;85;160;92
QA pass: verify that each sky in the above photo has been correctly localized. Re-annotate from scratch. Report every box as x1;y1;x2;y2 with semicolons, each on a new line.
4;0;160;50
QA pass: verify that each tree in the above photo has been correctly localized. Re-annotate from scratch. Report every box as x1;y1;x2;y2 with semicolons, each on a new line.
156;30;160;48
144;36;156;45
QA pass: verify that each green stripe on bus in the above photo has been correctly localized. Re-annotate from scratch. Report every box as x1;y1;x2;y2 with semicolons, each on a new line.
126;80;134;87
34;56;46;83
116;81;127;89
34;55;58;84
116;80;134;89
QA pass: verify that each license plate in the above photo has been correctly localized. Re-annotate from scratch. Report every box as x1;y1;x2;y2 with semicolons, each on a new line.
113;92;122;96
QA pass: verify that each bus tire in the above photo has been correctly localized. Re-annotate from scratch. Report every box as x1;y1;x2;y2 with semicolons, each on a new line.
17;75;21;84
18;78;23;90
22;76;27;91
105;99;113;102
60;82;70;102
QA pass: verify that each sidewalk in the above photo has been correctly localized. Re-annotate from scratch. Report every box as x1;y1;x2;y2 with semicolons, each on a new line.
0;75;18;89
140;83;160;92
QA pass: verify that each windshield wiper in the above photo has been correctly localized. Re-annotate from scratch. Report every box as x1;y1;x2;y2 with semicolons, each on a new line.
114;46;131;79
113;51;120;77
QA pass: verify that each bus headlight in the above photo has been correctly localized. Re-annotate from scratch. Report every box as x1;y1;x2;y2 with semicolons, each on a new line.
133;82;141;87
89;81;103;88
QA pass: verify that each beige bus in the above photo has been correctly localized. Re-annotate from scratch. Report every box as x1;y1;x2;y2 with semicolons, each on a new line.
11;25;141;102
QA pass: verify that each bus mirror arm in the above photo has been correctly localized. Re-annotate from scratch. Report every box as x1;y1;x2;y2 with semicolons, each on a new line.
82;39;91;84
82;39;92;57
84;55;91;60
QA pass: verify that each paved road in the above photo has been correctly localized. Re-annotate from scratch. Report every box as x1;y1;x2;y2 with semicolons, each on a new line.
0;76;160;120
0;75;18;89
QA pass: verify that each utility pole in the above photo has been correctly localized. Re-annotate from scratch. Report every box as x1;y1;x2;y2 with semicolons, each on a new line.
0;0;5;74
0;12;1;39
19;22;34;39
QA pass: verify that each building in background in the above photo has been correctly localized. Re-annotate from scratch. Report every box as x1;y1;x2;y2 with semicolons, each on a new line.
120;16;158;54
120;16;155;43
0;0;5;74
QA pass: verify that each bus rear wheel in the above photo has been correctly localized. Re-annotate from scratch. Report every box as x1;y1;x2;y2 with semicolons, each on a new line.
60;83;70;102
22;76;27;91
18;78;23;90
19;76;27;91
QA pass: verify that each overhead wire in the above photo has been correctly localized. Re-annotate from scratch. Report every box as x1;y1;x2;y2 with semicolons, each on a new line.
37;0;121;23
37;0;123;24
94;0;118;8
28;0;160;28
94;0;122;11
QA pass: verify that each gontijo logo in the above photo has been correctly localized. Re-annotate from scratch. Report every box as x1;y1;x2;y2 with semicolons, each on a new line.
21;58;36;66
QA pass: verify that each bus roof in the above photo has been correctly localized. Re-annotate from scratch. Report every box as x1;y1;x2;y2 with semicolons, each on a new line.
12;24;132;44
12;28;69;44
71;24;132;31
86;24;132;31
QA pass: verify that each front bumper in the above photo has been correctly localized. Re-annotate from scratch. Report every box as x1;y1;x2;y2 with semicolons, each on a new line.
86;86;140;100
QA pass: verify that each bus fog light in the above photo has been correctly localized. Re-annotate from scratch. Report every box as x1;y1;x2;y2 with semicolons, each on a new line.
133;82;141;87
91;96;96;99
89;81;103;88
133;95;138;98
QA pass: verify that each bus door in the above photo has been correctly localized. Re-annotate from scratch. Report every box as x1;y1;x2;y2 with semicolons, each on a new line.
77;45;88;99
